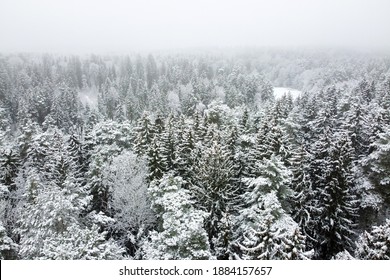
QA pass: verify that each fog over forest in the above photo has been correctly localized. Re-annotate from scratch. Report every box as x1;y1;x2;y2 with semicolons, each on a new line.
1;0;390;53
1;1;390;260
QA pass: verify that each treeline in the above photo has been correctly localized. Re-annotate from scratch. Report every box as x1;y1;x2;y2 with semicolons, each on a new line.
0;50;390;259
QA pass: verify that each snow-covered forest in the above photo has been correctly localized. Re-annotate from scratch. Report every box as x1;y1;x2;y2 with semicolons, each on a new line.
1;50;390;260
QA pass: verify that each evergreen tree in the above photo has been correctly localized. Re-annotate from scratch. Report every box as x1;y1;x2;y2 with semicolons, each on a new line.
0;148;20;191
0;106;11;145
146;54;158;89
289;145;315;229
191;141;239;258
233;155;311;260
308;133;358;259
16;161;124;259
243;154;293;210
365;125;390;204
355;219;390;260
234;191;310;260
0;221;18;260
239;108;250;134
175;126;195;178
157;116;177;172
142;174;212;260
342;98;370;157
133;113;155;155
0;184;18;259
147;140;164;182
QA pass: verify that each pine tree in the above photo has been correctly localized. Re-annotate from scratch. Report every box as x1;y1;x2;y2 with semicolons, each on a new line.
247;111;292;177
259;79;274;104
87;155;108;213
226;125;244;183
85;120;133;213
308;133;358;259
232;154;312;259
355;219;390;260
147;140;164;182
191;141;239;258
0;222;18;259
192;112;207;143
243;154;293;210
289;145;315;229
365;125;390;204
239;108;250;134
225;85;243;108
0;148;20;191
67;133;86;173
234;191;310;260
24;131;51;174
17;120;41;163
93;120;132;150
342;98;370;157
142;174;212;260
0;106;11;145
133;113;155;155
356;78;375;103
39;223;125;260
0;184;18;259
157;116;177;172
16;141;124;259
146;54;158;89
175;126;195;178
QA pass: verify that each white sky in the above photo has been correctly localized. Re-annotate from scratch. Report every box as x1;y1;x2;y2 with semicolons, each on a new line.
0;0;389;53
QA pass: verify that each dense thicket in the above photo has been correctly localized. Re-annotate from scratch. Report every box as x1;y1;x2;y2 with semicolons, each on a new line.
0;50;389;259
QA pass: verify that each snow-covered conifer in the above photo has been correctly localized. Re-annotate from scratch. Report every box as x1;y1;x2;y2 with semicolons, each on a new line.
142;174;212;260
355;219;390;260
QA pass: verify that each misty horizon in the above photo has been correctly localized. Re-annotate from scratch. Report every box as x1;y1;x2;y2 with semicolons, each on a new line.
1;0;390;54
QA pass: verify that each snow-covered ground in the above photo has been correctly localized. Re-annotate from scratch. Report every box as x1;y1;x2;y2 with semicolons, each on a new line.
273;87;302;100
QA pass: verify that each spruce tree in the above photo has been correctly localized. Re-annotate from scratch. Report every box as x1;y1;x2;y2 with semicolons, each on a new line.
355;219;390;260
191;141;239;258
233;154;311;260
234;190;310;260
308;133;357;259
133;113;155;155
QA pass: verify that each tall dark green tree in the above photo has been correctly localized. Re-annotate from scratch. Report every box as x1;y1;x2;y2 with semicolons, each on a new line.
192;141;239;258
308;133;358;259
133;113;155;155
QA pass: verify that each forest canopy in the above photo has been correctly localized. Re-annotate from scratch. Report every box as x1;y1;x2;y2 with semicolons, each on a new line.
0;49;390;260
